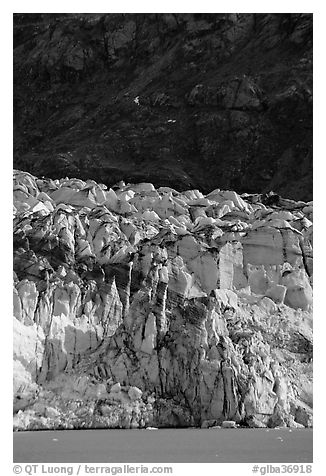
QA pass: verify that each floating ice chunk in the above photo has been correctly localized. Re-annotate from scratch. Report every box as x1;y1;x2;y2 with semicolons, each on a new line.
221;420;237;429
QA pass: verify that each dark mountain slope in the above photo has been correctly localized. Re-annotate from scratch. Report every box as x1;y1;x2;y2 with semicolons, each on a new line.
13;13;312;200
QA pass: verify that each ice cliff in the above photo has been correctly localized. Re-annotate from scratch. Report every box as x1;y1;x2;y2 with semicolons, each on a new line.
13;170;313;430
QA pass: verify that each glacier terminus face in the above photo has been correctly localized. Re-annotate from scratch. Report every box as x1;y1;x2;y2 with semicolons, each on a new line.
13;170;313;431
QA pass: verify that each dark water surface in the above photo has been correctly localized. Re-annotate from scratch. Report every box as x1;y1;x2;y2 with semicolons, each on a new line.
13;428;313;463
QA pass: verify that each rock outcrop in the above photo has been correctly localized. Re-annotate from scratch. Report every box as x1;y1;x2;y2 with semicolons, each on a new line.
13;170;313;430
14;13;312;201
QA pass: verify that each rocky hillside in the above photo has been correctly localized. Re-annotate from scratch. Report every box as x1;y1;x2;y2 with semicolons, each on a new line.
13;170;313;430
14;13;312;200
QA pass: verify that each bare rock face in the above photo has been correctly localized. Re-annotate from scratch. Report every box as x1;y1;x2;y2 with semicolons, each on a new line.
14;14;312;201
13;170;313;430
